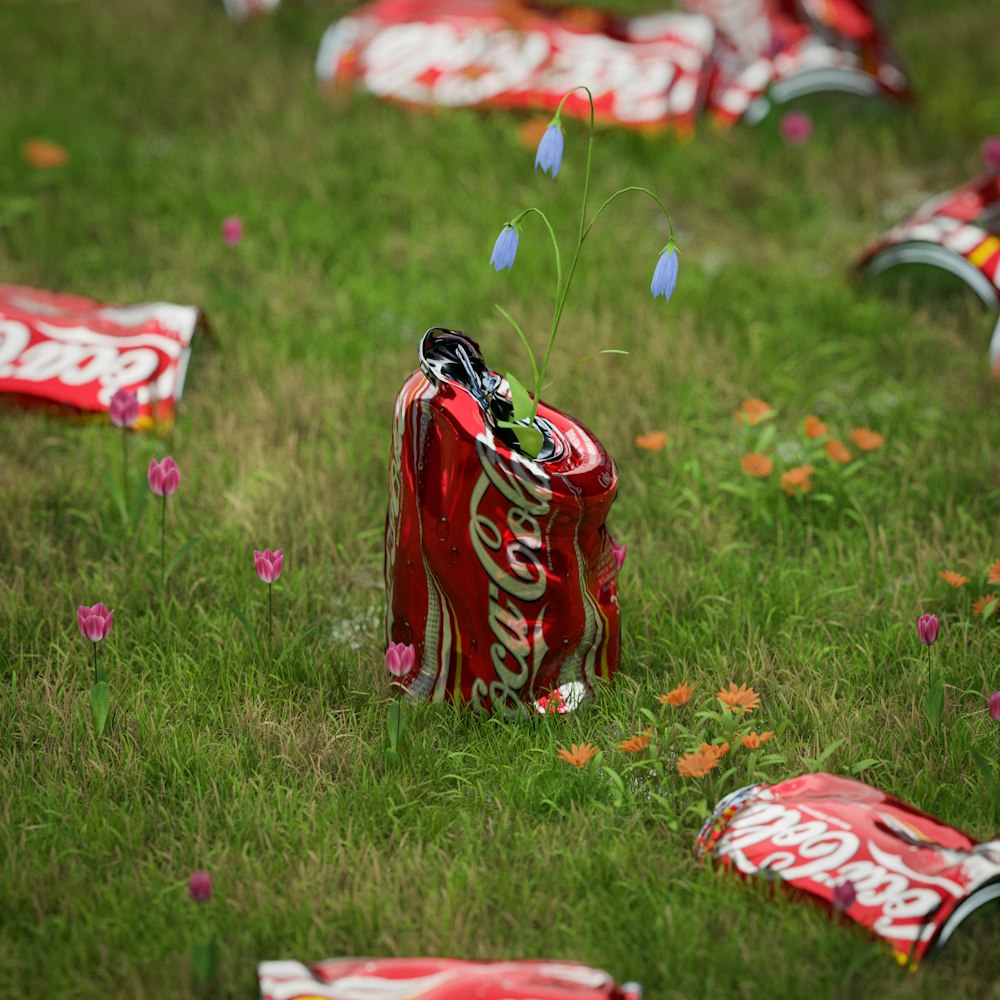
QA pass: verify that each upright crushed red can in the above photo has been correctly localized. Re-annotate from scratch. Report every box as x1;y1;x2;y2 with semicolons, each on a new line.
384;328;620;714
695;772;1000;965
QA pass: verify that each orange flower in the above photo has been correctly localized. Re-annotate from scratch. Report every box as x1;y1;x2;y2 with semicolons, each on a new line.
850;427;884;452
824;439;852;464
939;570;968;588
733;398;772;426
972;595;997;618
988;559;1000;584
740;452;773;478
635;430;668;452
660;682;696;706
557;743;598;767
676;749;720;778
803;415;828;439
717;682;760;713
619;732;651;753
699;741;730;759
22;138;68;169
741;731;774;750
780;464;814;496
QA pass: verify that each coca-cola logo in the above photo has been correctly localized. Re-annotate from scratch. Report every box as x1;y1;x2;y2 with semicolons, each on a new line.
0;318;173;405
468;431;552;711
720;801;965;944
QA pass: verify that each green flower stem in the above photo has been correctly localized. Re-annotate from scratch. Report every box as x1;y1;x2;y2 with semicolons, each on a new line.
268;581;273;653
121;426;129;517
93;641;98;686
160;494;166;596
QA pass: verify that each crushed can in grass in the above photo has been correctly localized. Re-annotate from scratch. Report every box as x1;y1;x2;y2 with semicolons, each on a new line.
695;772;1000;966
259;957;643;1000
384;328;621;715
0;284;203;430
856;171;1000;373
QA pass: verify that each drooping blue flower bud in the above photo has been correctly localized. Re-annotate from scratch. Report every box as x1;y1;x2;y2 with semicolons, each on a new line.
650;244;679;301
534;123;565;178
490;224;520;272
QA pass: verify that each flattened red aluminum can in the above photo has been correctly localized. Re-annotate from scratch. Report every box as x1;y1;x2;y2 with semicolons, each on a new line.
695;772;1000;965
259;957;642;999
384;328;620;713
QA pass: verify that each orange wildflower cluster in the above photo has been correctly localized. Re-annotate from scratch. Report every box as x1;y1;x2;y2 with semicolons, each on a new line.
740;731;774;750
733;398;772;426
660;681;696;706
699;741;729;759
803;415;828;439
676;749;720;778
22;138;68;169
717;682;760;713
780;464;814;496
635;430;668;452
619;732;651;753
989;559;1000;584
850;427;884;452
824;439;852;464
940;570;968;588
557;743;598;767
740;452;773;478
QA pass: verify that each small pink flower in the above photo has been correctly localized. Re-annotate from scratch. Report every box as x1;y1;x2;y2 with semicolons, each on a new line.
109;388;139;428
917;613;940;647
780;111;813;146
989;691;1000;724
188;870;213;903
386;641;416;678
148;456;180;497
78;602;113;642
254;548;283;584
611;537;627;571
982;137;1000;173
221;215;244;247
832;879;857;911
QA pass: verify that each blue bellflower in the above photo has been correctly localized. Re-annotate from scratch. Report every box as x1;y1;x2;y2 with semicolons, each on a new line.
490;224;519;272
650;246;679;301
534;124;564;178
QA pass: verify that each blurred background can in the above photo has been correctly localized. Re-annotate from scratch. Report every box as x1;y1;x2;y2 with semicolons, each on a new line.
384;328;621;714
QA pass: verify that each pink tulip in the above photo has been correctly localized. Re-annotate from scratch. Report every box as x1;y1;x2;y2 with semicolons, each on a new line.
989;691;1000;724
780;111;813;146
386;641;416;678
109;387;139;428
983;137;1000;173
78;602;113;642
917;613;939;647
611;537;627;571
254;548;284;584
188;870;213;903
148;456;180;497
832;879;857;911
221;215;244;247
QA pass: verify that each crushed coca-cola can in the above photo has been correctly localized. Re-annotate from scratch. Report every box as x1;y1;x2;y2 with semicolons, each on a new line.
695;772;1000;965
856;172;1000;373
0;284;203;430
317;0;715;131
259;958;642;1000
384;328;620;715
683;0;912;124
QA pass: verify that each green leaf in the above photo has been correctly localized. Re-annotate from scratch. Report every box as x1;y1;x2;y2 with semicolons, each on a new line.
388;700;404;751
273;627;319;668
804;736;847;770
924;673;945;728
505;371;534;421
100;468;128;526
981;598;999;620
166;536;201;579
512;422;544;458
90;681;110;738
191;938;219;985
850;758;881;774
970;746;996;792
384;747;401;769
223;600;264;662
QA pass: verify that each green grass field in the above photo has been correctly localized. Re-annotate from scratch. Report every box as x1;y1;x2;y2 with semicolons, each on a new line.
2;0;1000;997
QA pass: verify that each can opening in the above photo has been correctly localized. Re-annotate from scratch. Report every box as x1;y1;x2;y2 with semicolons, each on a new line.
419;327;565;462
